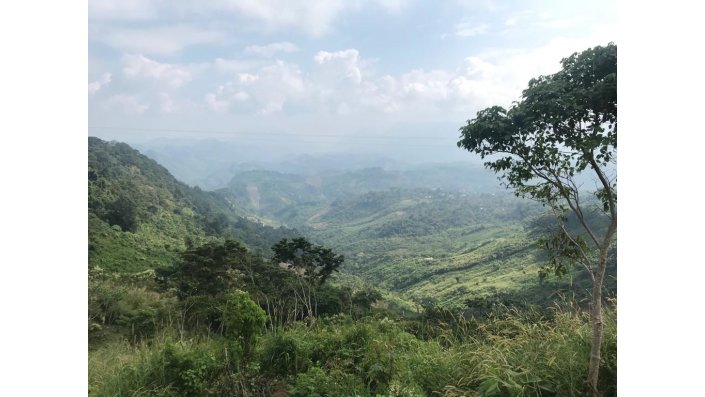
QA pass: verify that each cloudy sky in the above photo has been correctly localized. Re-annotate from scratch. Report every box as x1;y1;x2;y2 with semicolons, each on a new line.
88;0;617;155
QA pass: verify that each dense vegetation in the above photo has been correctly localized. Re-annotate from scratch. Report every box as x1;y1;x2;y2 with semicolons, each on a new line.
221;164;502;226
88;137;296;272
89;136;616;396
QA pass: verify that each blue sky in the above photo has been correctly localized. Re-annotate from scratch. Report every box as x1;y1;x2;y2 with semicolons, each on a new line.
88;0;617;154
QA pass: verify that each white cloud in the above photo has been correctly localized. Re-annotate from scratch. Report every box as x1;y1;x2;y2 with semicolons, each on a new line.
238;73;259;84
205;60;307;114
245;42;299;57
122;54;192;88
314;49;363;84
205;92;231;113
454;22;490;37
212;0;349;37
213;58;264;74
88;0;163;20
93;25;226;55
88;73;112;95
375;0;411;13
90;0;407;38
505;16;519;26
105;94;149;115
94;23;617;128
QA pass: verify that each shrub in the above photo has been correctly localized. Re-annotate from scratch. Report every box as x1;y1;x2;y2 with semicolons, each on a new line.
291;366;366;397
92;339;224;397
260;334;311;377
221;290;267;359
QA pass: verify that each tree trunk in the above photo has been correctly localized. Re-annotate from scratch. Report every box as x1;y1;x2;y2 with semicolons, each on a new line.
588;280;603;396
588;243;610;397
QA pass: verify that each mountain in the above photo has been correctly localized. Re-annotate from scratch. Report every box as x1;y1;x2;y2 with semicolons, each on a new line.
133;139;404;190
89;137;615;307
88;137;297;273
217;162;616;308
304;188;616;308
221;164;503;226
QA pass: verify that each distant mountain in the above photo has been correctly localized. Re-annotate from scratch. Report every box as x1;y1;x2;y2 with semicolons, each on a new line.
221;164;503;226
88;137;297;272
133;139;404;190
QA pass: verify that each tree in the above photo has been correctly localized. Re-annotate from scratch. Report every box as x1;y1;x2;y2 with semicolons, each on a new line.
221;290;267;360
457;43;616;396
272;237;344;318
157;239;253;300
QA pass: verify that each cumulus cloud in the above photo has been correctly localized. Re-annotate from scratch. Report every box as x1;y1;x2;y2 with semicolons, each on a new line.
88;73;112;95
201;48;515;120
314;49;363;84
245;42;299;57
94;22;616;126
122;54;192;88
93;25;226;55
205;60;306;114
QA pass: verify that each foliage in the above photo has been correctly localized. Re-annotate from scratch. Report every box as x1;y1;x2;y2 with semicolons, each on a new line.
259;333;311;377
89;267;175;344
156;239;253;300
456;43;617;396
90;296;616;397
88;137;296;273
222;164;503;225
89;337;222;397
272;237;344;285
221;290;267;358
456;43;617;277
457;44;616;203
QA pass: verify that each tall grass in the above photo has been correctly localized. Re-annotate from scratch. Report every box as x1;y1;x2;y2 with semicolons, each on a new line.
89;304;616;397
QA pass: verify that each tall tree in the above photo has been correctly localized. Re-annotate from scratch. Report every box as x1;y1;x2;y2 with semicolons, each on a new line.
457;43;616;396
272;237;344;318
156;239;253;300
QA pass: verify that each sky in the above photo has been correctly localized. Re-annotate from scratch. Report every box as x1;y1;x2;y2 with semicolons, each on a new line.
88;0;617;157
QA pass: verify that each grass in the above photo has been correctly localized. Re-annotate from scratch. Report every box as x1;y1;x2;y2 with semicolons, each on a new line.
89;303;616;396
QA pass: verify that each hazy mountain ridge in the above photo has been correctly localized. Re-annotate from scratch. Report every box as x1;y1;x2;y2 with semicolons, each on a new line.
219;164;503;226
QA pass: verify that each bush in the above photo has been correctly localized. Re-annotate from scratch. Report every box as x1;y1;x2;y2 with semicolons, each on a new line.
159;342;220;396
260;334;311;377
89;278;175;343
221;290;267;359
92;339;224;397
291;366;365;397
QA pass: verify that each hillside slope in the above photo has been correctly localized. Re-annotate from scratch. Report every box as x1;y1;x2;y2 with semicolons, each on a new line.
88;137;297;272
223;165;502;226
305;189;616;308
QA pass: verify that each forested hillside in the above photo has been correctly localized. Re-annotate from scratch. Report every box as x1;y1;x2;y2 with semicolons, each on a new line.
216;166;616;309
220;164;501;225
88;137;297;272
